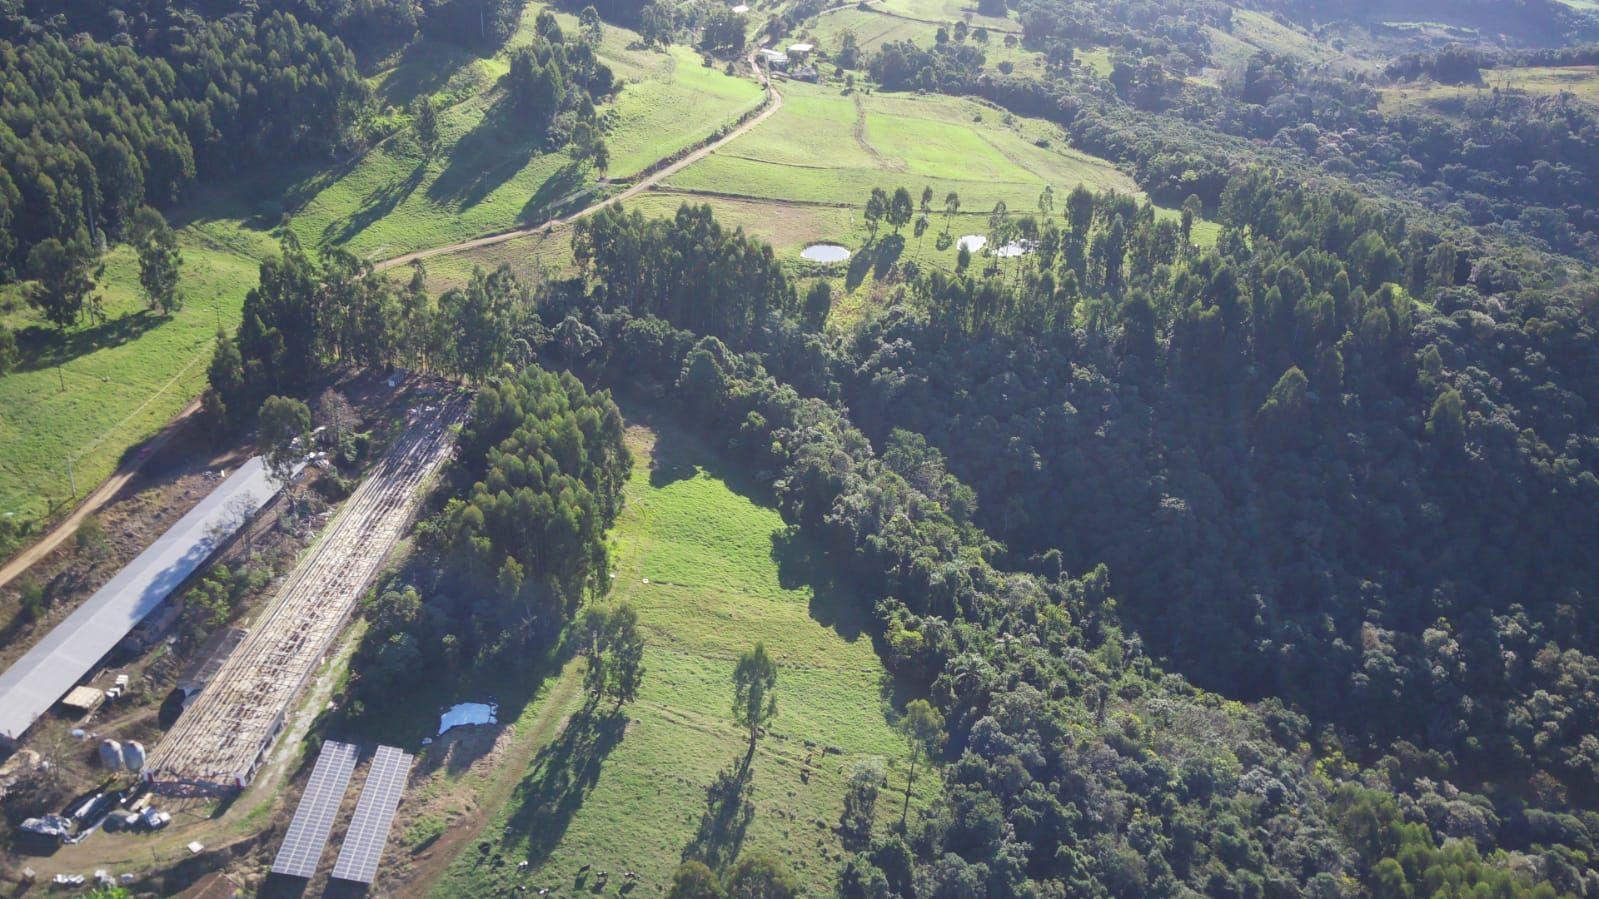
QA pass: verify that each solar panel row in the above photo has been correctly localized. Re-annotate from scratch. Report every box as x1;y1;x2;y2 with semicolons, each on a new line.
270;740;360;879
331;745;414;884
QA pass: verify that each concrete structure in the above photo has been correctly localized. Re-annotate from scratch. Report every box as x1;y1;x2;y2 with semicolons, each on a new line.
0;457;290;745
146;401;466;795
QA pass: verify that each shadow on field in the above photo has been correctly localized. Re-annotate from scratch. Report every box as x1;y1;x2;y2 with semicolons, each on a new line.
681;760;755;870
380;40;479;109
503;703;628;866
15;309;165;373
771;526;866;642
323;162;428;247
428;101;543;211
844;235;904;291
519;159;590;224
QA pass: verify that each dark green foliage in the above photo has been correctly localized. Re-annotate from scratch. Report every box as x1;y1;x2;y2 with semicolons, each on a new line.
551;193;1596;893
667;860;726;899
257;395;312;483
579;603;645;705
353;367;627;696
722;850;799;898
732;642;777;754
0;12;366;273
130;206;182;315
205;243;525;431
443;366;630;623
572;203;797;343
699;7;747;54
25;237;102;330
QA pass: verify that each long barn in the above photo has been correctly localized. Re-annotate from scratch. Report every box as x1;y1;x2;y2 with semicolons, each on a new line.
0;457;289;746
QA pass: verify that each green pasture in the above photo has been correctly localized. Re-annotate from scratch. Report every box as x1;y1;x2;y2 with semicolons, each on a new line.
433;410;929;896
1381;65;1599;112
0;234;265;524
0;2;766;534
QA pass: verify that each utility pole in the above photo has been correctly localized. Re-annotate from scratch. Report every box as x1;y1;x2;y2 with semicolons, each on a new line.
66;455;77;499
57;363;65;392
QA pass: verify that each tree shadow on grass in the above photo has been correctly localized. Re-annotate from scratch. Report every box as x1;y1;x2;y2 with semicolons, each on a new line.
518;158;591;225
14;309;165;373
426;100;544;213
505;701;628;866
681;759;755;871
843;234;904;291
322;161;429;248
771;525;866;642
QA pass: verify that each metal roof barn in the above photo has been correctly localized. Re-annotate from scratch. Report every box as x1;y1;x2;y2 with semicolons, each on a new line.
0;456;289;743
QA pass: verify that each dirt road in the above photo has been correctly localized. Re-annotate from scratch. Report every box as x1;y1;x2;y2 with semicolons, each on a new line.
373;50;783;273
0;399;202;595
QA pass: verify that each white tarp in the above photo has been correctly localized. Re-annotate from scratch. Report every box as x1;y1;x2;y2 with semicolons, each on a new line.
438;702;497;735
0;457;292;742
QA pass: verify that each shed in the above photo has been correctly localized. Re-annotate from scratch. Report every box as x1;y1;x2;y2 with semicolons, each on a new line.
788;42;814;57
758;48;788;68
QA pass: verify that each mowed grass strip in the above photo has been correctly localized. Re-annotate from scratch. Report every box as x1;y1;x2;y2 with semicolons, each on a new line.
434;412;929;896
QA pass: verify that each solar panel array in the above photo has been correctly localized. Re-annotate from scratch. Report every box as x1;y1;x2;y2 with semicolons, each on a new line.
271;740;360;879
331;745;414;884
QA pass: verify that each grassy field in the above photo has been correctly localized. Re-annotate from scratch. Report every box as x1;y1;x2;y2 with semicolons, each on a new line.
0;3;766;536
0;219;275;525
432;410;928;896
1381;64;1599;111
284;7;765;261
667;82;1137;213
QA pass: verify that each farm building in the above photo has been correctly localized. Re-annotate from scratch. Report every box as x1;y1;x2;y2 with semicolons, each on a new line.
0;456;291;747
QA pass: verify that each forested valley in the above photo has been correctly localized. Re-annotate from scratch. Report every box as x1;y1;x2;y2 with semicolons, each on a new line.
4;0;1599;894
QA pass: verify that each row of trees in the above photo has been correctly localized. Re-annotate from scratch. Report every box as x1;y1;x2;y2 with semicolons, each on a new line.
205;240;534;431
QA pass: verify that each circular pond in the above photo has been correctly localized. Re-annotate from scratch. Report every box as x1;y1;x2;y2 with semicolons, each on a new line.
801;243;852;263
957;234;988;253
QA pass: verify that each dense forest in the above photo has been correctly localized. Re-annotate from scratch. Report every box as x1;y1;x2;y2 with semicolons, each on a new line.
558;190;1599;893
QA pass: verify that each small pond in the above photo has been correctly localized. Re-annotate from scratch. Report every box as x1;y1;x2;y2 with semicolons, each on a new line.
957;234;988;253
801;243;852;263
993;240;1034;258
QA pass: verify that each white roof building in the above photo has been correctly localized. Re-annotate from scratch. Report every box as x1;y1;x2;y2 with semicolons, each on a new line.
0;457;290;744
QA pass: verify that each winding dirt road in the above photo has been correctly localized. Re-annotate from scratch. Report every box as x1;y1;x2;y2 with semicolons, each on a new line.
374;49;783;273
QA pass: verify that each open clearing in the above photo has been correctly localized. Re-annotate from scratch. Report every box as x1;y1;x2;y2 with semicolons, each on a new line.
430;408;929;896
1381;65;1599;111
283;8;765;262
0;227;270;526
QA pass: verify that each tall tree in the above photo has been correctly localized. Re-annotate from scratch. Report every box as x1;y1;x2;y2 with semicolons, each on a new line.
26;238;102;330
889;187;915;234
895;699;944;828
258;395;311;486
412;96;441;159
732;642;778;762
131;206;183;315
